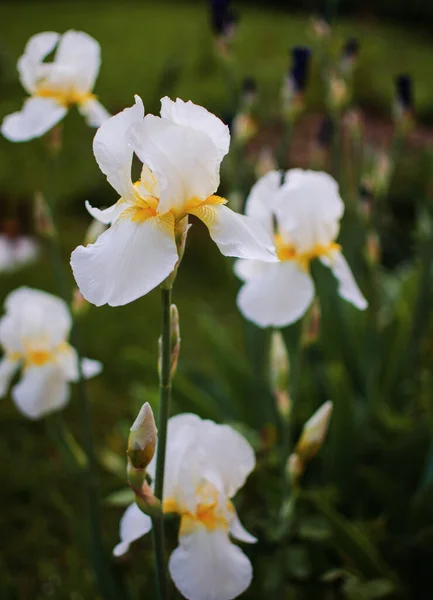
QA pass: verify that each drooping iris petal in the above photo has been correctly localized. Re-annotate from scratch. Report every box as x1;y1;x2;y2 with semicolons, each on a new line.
78;98;110;127
85;200;125;225
244;169;281;235
1;97;67;142
160;96;230;161
12;363;69;419
17;31;60;94
321;250;367;310
54;30;101;93
229;508;257;544
92;95;144;201
55;344;102;381
113;503;153;557
0;358;19;398
189;204;277;261
237;261;315;328
169;528;253;600
129;114;221;214
233;258;266;283
70;214;178;307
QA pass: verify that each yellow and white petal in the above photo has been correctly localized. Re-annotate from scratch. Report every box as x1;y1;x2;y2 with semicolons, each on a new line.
244;170;281;234
189;204;277;261
85;200;125;225
93;96;144;201
233;259;266;282
169;528;253;600
229;509;257;544
55;30;101;93
78;98;110;128
160;97;230;161
1;97;67;142
198;421;256;498
237;262;315;328
0;358;19;398
276;169;344;253
129;115;221;214
113;503;152;557
70;214;178;307
17;31;60;94
12;364;69;419
2;287;72;350
320;250;368;310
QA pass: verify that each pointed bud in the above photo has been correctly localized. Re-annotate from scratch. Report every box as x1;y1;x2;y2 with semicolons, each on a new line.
84;219;107;246
295;401;333;463
287;452;304;485
34;191;55;238
365;231;381;266
127;403;157;472
255;146;278;179
45;123;63;156
71;288;89;317
270;331;291;420
302;298;321;346
170;304;181;379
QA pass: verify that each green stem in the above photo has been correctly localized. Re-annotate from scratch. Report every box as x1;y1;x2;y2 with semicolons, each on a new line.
152;286;173;600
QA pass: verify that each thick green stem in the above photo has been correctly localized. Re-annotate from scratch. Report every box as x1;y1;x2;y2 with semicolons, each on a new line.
151;286;173;600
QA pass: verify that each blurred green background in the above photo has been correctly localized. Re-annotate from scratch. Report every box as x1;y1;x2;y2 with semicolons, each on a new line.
1;1;433;599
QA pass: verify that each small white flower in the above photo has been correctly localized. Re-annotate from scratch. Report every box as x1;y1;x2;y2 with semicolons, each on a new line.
1;30;109;142
235;169;368;328
0;234;39;273
114;413;257;600
71;96;276;307
0;287;102;419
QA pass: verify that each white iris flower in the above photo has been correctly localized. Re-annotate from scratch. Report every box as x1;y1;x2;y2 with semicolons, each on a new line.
0;287;101;419
114;413;257;600
71;96;277;307
1;30;109;142
235;169;368;327
0;235;39;273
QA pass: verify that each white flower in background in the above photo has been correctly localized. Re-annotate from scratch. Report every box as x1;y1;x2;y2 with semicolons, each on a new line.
235;169;367;327
0;234;39;273
71;96;277;307
114;413;257;600
1;30;109;142
0;287;101;419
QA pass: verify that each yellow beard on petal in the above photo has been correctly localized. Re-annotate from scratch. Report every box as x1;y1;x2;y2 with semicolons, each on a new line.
34;86;96;108
275;234;341;272
184;195;227;228
18;341;73;368
163;482;232;536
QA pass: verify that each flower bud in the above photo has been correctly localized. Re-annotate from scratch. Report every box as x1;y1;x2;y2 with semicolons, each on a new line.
295;401;333;463
270;331;291;420
255;146;278;179
302;298;321;346
287;452;304;485
328;73;348;111
127;402;157;472
365;231;381;266
170;303;181;379
34;191;55;238
71;288;89;317
232;113;258;144
84;218;107;246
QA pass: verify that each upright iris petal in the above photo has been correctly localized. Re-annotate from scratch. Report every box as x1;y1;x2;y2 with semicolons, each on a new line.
0;287;101;419
114;413;256;600
1;30;109;142
71;96;276;308
235;169;368;328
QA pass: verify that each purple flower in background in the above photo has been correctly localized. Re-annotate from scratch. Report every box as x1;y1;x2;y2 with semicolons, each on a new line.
289;47;311;94
210;0;238;38
395;74;413;112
